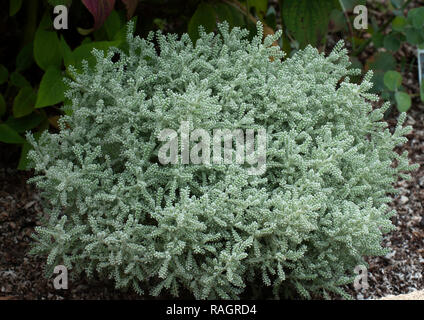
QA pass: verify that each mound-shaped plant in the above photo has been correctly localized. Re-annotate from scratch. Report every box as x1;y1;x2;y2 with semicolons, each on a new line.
27;22;416;299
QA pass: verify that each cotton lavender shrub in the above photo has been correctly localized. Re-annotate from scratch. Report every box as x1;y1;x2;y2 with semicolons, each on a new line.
27;21;416;299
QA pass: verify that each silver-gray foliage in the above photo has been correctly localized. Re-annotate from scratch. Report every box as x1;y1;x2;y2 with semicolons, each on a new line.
27;21;417;299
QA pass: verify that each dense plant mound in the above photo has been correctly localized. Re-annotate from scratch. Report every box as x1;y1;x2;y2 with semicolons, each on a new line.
27;22;416;299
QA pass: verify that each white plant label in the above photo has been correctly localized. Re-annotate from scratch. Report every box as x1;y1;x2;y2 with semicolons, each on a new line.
418;49;424;87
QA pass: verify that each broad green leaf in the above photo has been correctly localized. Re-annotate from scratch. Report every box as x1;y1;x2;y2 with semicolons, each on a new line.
34;16;62;71
4;113;45;133
226;3;245;27
60;35;75;69
0;94;6;117
405;27;424;45
81;37;93;45
188;3;216;42
0;124;26;144
16;42;34;72
392;16;407;32
395;91;411;112
35;67;66;108
384;34;401;51
408;7;424;29
282;0;340;48
9;0;23;16
104;10;122;40
0;64;8;84
10;72;31;88
13;87;36;118
370;70;386;93
383;70;402;91
371;32;384;48
369;52;397;72
381;90;391;100
214;3;234;27
329;9;347;33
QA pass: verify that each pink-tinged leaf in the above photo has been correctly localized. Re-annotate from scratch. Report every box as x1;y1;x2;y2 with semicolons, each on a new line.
121;0;138;19
81;0;116;30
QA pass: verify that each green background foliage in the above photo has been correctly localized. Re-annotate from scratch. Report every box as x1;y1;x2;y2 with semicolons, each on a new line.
1;1;423;169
